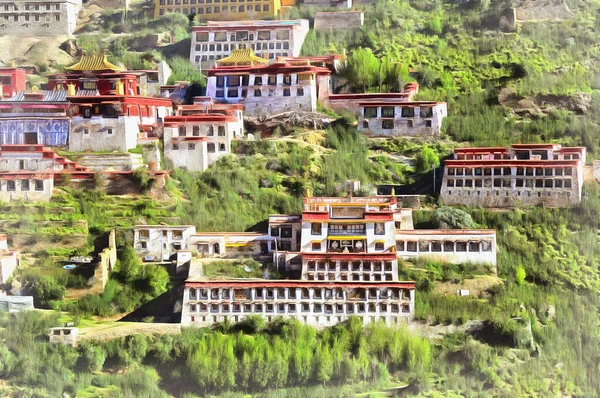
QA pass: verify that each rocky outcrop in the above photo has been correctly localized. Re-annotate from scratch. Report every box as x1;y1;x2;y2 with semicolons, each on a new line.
499;88;592;116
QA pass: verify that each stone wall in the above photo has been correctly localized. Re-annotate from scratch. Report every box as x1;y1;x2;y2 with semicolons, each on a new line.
0;178;53;203
91;229;116;293
70;153;145;171
314;11;364;30
69;116;140;152
0;295;33;312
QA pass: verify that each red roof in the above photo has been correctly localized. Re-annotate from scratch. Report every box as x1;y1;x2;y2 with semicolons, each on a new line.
445;160;580;167
185;279;415;289
301;253;397;261
208;62;331;76
164;115;238;125
396;229;496;236
359;101;443;107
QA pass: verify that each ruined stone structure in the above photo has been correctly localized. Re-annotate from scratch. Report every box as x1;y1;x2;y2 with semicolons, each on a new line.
314;11;364;30
48;327;78;346
181;280;416;328
0;234;19;283
154;0;285;20
190;20;310;68
163;100;244;172
205;49;331;116
0;0;82;37
440;144;586;208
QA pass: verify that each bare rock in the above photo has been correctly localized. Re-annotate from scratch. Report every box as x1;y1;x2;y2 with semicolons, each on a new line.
60;39;82;58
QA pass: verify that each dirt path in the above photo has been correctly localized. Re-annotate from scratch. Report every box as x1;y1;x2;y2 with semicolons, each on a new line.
77;322;181;342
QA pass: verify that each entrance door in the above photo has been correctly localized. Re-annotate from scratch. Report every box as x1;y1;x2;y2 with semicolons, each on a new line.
24;132;38;144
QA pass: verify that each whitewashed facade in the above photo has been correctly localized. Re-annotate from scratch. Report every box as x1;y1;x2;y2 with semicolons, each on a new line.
190;20;310;68
358;101;447;137
0;0;82;37
181;280;415;328
395;230;497;267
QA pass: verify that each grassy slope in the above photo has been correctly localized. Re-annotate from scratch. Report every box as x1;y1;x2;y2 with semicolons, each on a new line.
3;0;600;396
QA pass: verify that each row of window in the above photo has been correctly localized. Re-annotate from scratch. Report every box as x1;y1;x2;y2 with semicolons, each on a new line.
188;314;411;326
138;229;185;239
305;260;394;272
196;30;290;42
455;153;581;161
1;3;61;11
363;106;433;118
1;14;60;22
190;302;411;314
158;4;270;15
362;119;431;130
304;272;395;282
189;287;410;301
396;240;494;253
196;41;290;53
215;87;304;98
196;51;289;62
77;128;113;135
178;125;226;137
447;167;574;177
172;142;227;152
445;189;573;199
446;178;574;189
0;159;43;170
161;0;271;5
0;180;45;192
217;74;306;88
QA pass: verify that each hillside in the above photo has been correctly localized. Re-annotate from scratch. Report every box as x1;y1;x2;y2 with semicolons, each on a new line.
1;0;600;397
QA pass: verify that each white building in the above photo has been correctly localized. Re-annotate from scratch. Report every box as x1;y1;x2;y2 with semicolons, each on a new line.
441;144;586;208
206;49;331;117
163;102;244;172
358;100;447;137
181;279;416;328
0;0;82;37
298;196;400;281
395;229;497;267
133;225;197;261
0;144;91;202
190;20;310;69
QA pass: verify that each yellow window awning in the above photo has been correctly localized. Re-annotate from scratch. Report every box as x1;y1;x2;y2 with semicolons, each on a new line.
327;236;366;240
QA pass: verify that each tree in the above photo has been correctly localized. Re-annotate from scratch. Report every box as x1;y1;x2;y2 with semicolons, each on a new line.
434;207;476;229
515;266;526;285
115;246;142;283
415;147;440;173
342;47;379;92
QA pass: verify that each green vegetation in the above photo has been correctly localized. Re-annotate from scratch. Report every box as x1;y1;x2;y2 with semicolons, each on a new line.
3;0;600;396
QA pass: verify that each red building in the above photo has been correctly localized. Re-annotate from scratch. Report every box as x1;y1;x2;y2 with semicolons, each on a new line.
0;68;27;99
